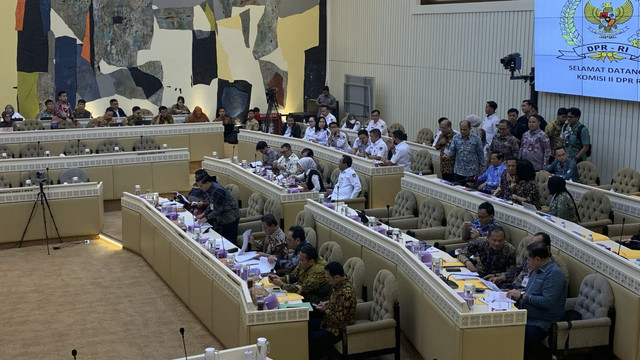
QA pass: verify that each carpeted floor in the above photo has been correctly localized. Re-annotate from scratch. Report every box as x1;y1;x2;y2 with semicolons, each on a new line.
0;239;220;360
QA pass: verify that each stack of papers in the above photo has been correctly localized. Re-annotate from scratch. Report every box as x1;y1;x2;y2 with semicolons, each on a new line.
484;291;515;311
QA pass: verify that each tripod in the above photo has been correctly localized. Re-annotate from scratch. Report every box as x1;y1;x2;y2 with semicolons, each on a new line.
18;180;62;255
264;91;280;134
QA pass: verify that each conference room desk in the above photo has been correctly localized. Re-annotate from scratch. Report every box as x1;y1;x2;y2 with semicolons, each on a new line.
121;193;309;360
0;182;104;244
566;181;640;223
236;129;404;208
201;157;318;230
400;173;640;360
0;149;190;200
342;129;442;175
0;123;223;163
36;115;190;129
305;200;526;360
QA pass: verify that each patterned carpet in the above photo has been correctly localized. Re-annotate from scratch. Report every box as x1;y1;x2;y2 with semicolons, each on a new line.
0;239;220;360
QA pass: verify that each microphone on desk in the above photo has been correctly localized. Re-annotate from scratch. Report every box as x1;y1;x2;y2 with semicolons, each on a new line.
386;204;391;225
77;139;81;155
180;327;187;360
335;185;339;206
616;217;626;256
233;145;236;159
37;140;41;157
254;154;257;173
71;349;77;360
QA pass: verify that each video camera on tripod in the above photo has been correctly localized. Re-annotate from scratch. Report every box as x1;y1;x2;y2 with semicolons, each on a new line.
265;88;277;105
35;171;47;185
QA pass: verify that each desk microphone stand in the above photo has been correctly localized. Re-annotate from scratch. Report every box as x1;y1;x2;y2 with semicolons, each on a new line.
18;179;63;255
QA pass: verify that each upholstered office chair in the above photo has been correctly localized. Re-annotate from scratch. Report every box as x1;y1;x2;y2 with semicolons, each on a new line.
545;274;615;357
225;183;241;208
20;142;48;158
415;127;434;145
237;198;282;244
304;227;317;248
64;140;90;155
387;122;405;135
322;161;336;188
365;189;417;223
390;197;445;234
0;175;12;188
319;241;342;263
85;118;96;128
577;190;612;233
17;119;44;131
132;136;160;151
412;207;475;251
95;139;124;154
57;120;81;129
335;269;400;360
604;222;640;238
598;168;640;195
536;172;550;212
329;168;368;210
59;168;90;183
409;150;433;175
577;161;600;186
343;257;366;302
140;108;154;117
295;210;316;229
0;144;15;158
239;192;265;224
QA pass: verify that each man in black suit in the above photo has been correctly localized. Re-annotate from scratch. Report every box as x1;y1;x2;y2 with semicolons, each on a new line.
281;114;301;138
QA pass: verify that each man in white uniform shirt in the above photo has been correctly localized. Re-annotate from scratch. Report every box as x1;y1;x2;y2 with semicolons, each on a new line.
327;155;361;201
365;110;387;136
482;101;500;155
366;128;388;160
328;122;352;153
383;130;411;172
352;129;370;156
321;106;336;125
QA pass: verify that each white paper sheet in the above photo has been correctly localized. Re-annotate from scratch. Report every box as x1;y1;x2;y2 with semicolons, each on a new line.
450;273;480;280
258;256;276;274
236;251;259;263
240;229;251;253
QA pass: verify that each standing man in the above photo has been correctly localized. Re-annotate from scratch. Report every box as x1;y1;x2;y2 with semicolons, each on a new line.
443;120;485;184
274;143;300;176
352;129;371;156
320;106;337;125
194;170;241;243
482;101;500;154
458;226;516;278
366;110;388;136
248;214;289;260
281;114;302;138
487;119;520;165
383;130;411;172
507;108;527;140
432;117;451;146
327;155;361;202
562;107;591;163
435;118;456;182
256;141;279;169
107;98;126;117
519;114;551;172
365;129;387;160
507;242;567;359
543;147;581;183
245;108;260;131
309;261;357;360
153;106;174;124
545;107;568;151
315;86;337;118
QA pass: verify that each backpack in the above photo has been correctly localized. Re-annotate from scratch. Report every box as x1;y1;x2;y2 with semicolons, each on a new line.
575;124;592;157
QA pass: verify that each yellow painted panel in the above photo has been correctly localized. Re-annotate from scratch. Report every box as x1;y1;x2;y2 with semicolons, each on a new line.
17;72;39;119
0;0;17;107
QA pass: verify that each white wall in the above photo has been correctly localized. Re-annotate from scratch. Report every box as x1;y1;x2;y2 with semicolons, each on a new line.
327;0;640;183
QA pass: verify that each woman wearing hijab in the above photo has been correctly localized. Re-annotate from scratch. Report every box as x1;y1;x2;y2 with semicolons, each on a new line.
187;106;209;123
341;114;361;131
547;176;580;223
292;157;325;192
4;105;23;120
466;114;486;147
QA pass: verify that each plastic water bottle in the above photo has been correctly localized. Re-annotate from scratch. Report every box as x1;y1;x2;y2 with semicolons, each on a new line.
561;221;566;228
418;171;423;176
588;234;594;242
635;258;640;267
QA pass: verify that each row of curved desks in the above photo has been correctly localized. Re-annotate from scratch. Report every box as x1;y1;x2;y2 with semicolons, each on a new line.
121;193;309;360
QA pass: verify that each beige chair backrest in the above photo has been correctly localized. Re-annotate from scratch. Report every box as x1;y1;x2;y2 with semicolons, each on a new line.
64;140;90;155
369;269;398;321
133;136;159;151
574;274;614;319
245;193;265;218
387;123;405;135
444;208;475;239
21;142;47;158
577;161;599;186
21;171;49;186
417;197;445;229
391;190;417;217
322;161;336;185
610;168;640;194
330;168;340;188
57;120;81;129
415;127;434;145
96;139;124;153
577;190;611;222
319;241;343;263
358;174;369;199
263;198;282;220
0;144;15;158
410;150;433;175
0;175;11;188
18;119;44;131
536;172;550;206
60;168;90;183
344;257;365;301
140;108;154;117
304;227;317;248
86;118;96;128
516;235;533;266
225;184;240;207
296;210;316;229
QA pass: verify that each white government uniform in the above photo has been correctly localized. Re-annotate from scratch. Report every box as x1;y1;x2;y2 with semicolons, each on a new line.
329;132;352;153
366;119;388;136
366;138;388;158
390;140;411;172
324;113;337;125
329;167;361;201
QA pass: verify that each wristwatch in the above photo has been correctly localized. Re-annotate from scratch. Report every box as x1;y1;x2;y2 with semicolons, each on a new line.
520;291;525;300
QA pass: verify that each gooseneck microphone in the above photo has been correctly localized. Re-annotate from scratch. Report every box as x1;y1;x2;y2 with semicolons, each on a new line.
37;140;41;157
71;349;77;360
180;327;187;360
386;204;391;225
254;154;257;173
77;139;81;155
617;217;626;256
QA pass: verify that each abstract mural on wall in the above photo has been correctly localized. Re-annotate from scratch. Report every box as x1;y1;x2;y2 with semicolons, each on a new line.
15;0;326;120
